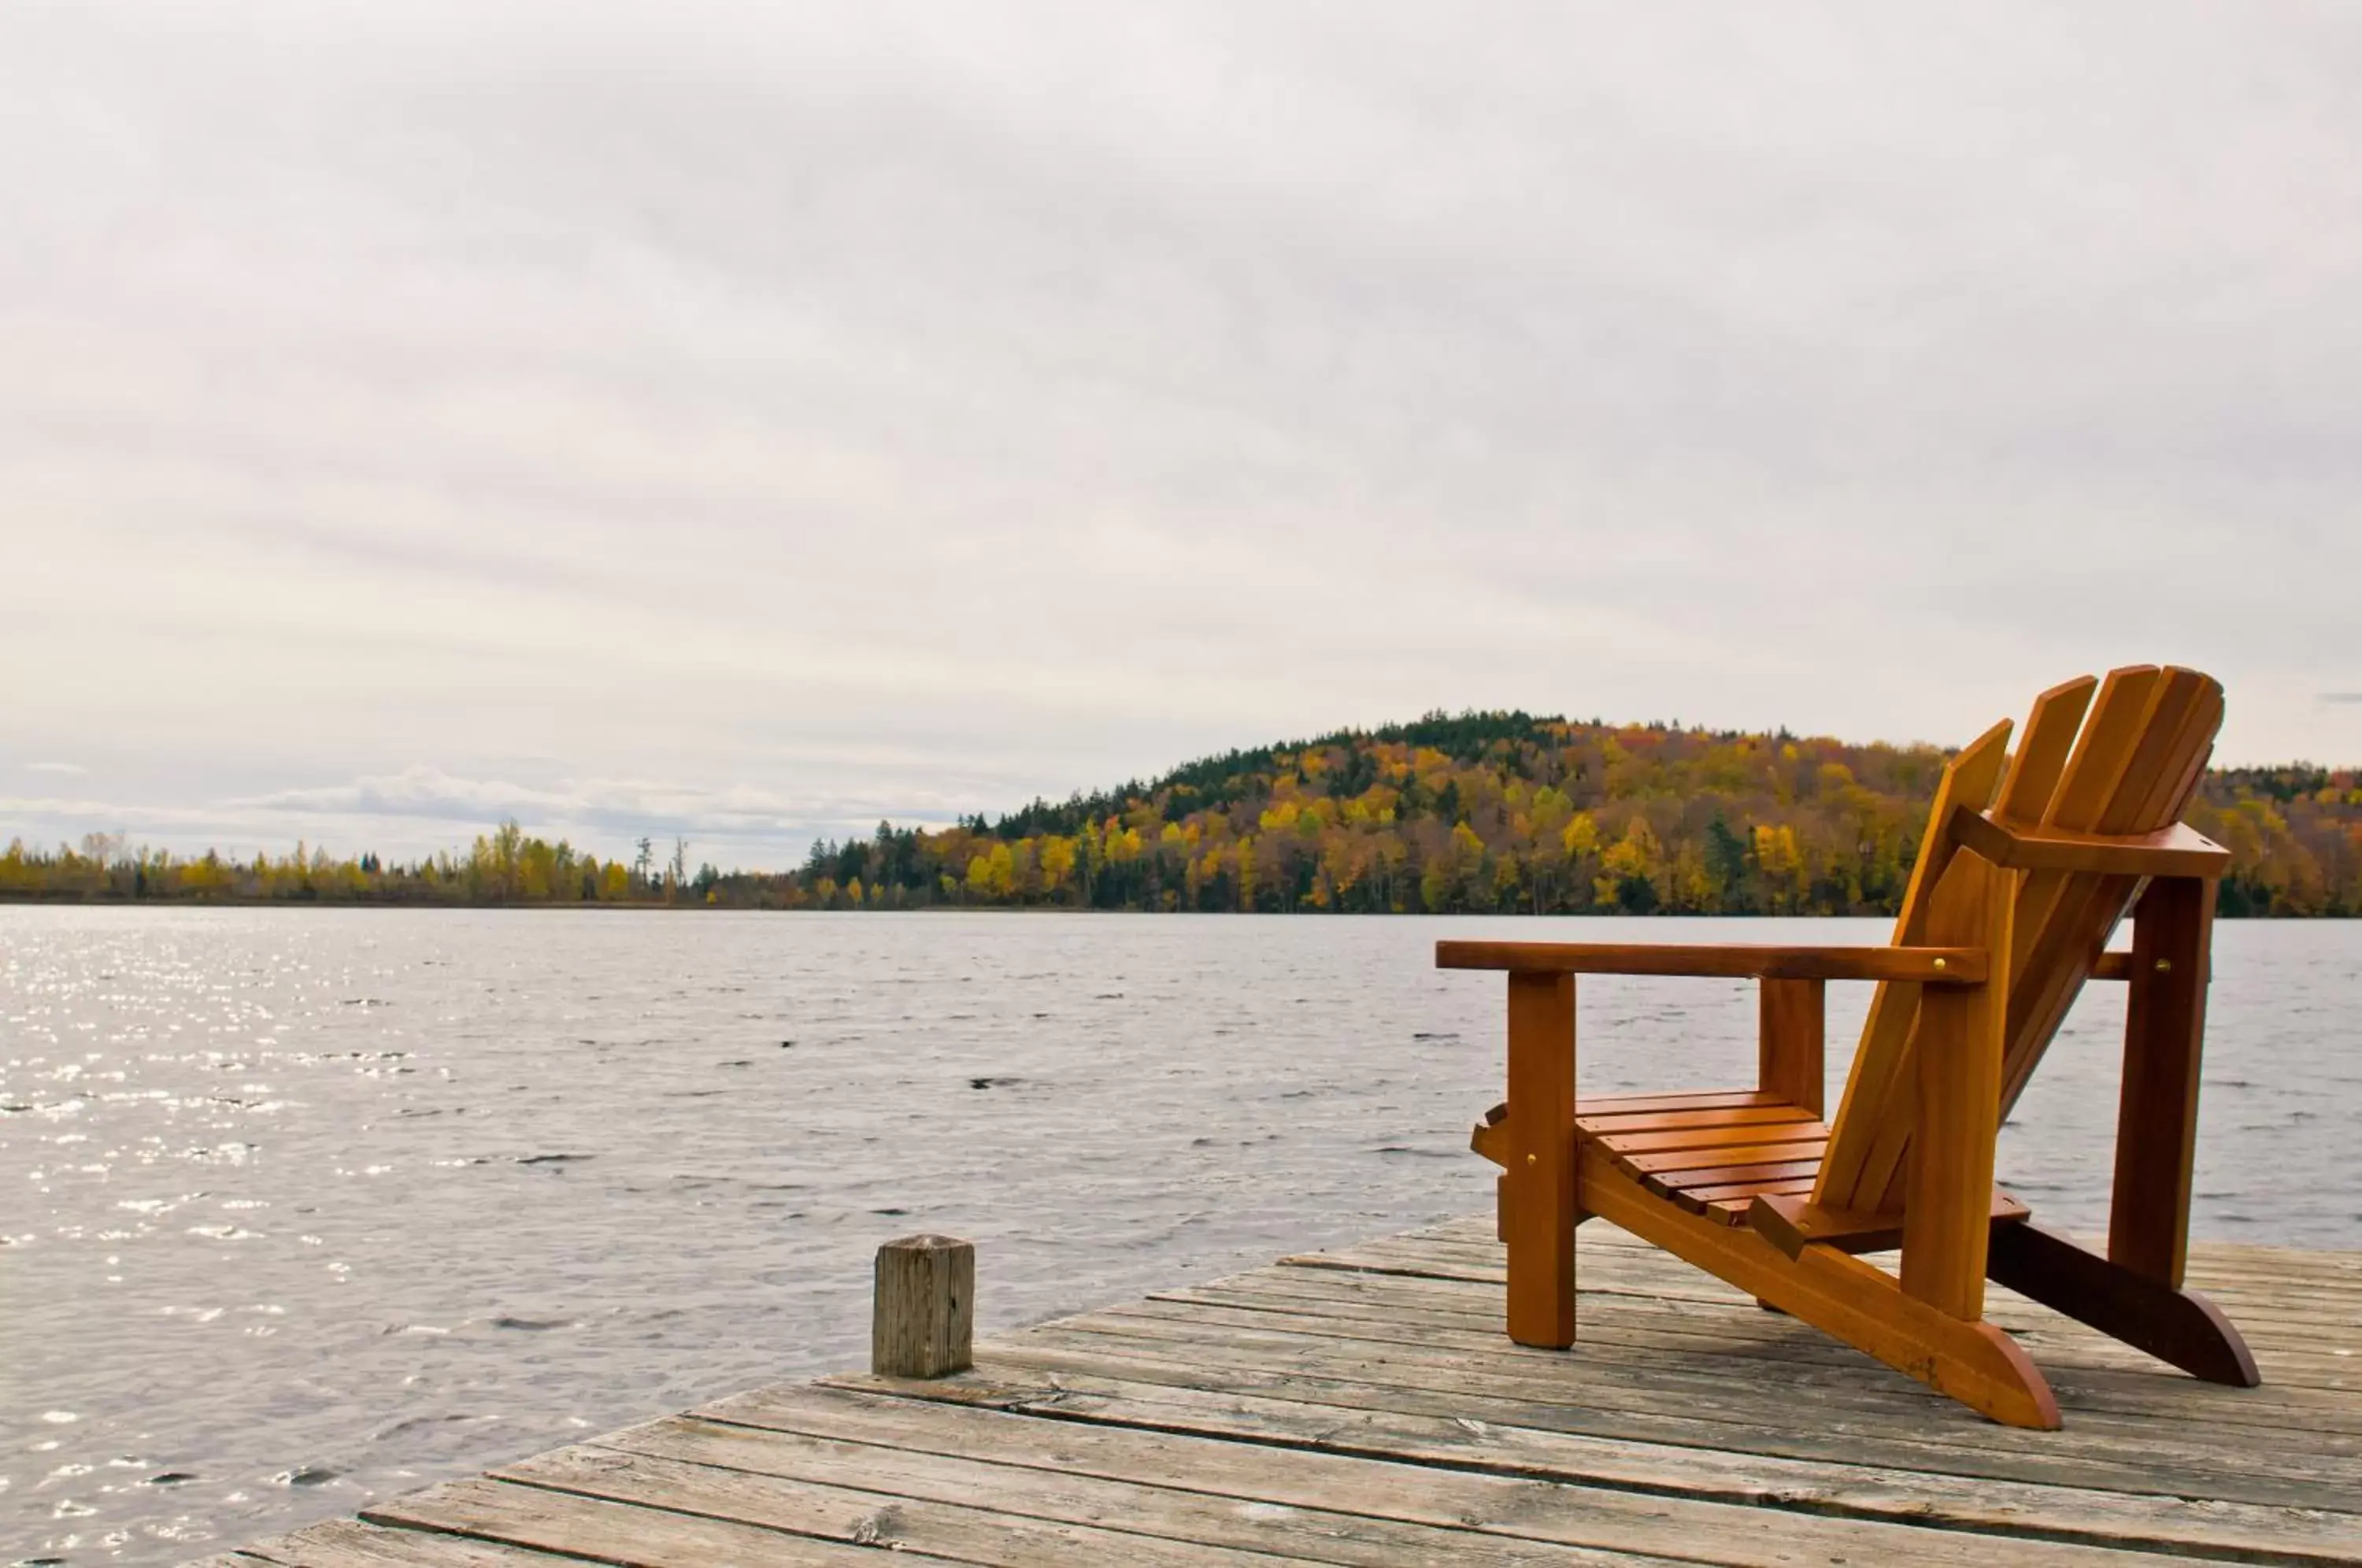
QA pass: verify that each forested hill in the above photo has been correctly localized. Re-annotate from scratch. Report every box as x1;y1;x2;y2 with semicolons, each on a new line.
6;712;2357;914
808;711;2356;917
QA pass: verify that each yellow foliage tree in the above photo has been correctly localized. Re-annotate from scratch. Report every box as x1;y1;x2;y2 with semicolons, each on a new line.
1038;835;1077;899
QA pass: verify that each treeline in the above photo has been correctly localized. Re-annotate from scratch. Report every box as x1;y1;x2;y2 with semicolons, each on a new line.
1;823;679;908
6;714;2358;915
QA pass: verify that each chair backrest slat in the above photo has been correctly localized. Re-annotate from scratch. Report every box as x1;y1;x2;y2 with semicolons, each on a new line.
1814;665;2223;1215
1990;668;2178;1089
1995;672;2220;1122
1993;675;2099;826
1814;718;2011;1207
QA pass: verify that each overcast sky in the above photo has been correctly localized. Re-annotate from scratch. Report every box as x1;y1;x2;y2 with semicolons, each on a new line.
5;2;2357;867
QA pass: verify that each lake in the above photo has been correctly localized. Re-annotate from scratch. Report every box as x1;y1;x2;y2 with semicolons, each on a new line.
4;908;2356;1564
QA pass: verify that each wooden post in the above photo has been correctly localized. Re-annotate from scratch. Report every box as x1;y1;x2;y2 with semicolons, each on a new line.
1757;977;1826;1116
872;1234;974;1378
2108;877;2214;1288
1503;971;1577;1348
1901;851;2012;1319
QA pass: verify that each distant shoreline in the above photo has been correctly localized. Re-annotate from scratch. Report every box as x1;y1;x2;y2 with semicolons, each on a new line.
11;712;2356;918
0;893;2341;919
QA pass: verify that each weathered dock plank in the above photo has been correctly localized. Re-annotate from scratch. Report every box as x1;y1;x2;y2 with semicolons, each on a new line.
202;1217;2362;1566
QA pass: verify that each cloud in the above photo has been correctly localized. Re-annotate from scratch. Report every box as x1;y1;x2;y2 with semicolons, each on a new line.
231;767;600;823
2;0;2358;851
0;765;989;867
226;766;968;837
22;761;86;775
2320;693;2362;705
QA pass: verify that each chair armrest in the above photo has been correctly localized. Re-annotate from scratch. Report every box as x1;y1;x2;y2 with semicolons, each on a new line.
1948;807;2231;878
1435;941;1986;985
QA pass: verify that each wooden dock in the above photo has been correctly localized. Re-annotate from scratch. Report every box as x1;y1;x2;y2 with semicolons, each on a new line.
198;1215;2361;1566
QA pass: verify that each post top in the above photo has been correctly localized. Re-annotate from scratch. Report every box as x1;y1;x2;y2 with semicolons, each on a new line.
879;1233;971;1253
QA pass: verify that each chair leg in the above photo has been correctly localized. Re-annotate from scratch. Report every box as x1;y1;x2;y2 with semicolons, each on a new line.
1757;977;1826;1117
1901;849;2010;1318
1988;1222;2258;1386
1503;971;1576;1348
2109;877;2213;1286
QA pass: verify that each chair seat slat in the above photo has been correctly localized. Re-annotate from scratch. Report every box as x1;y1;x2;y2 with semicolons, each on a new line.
1575;1104;1812;1133
1572;1089;1780;1116
1618;1137;1829;1176
1592;1118;1826;1156
1646;1156;1825;1194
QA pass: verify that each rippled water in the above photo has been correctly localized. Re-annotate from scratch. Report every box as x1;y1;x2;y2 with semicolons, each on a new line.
2;908;2355;1564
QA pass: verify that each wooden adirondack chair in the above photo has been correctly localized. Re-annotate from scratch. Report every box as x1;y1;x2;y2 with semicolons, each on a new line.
1444;666;2258;1428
